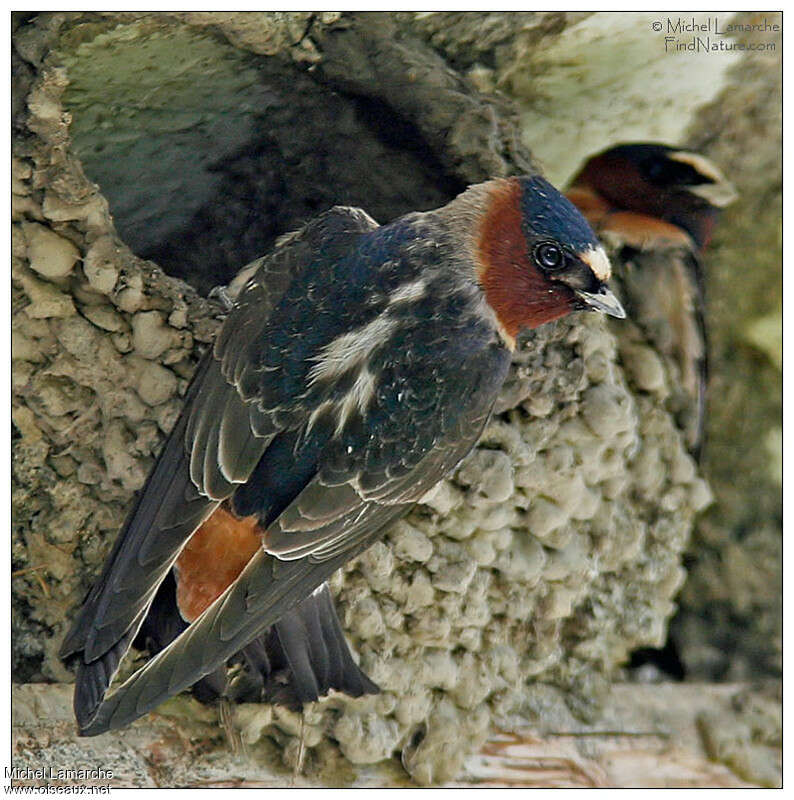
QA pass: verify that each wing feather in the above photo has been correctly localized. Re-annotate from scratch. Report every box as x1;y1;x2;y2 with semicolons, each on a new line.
64;207;385;733
74;360;500;734
67;206;515;736
218;392;264;482
616;242;707;455
78;525;397;736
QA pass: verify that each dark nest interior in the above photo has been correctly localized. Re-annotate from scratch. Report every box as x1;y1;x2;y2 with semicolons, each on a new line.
62;26;463;295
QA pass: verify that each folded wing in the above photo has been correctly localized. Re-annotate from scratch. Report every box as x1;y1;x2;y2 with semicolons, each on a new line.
62;207;382;731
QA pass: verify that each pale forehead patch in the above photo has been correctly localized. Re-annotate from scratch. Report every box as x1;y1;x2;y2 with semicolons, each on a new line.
670;151;738;208
669;151;726;184
344;207;380;229
580;245;611;282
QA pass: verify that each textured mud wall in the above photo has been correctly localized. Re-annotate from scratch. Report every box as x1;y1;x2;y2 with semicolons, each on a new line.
11;11;780;787
677;16;782;681
11;681;780;787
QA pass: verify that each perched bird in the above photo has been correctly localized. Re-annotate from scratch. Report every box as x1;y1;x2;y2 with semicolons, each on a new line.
567;143;736;456
61;175;624;736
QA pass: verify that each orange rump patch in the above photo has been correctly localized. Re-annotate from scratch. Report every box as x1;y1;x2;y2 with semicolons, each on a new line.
600;211;692;251
174;506;263;622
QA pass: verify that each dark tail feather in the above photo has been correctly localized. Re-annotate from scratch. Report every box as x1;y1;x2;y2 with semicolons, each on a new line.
74;626;137;731
77;545;385;736
264;583;379;708
133;573;378;713
134;571;229;702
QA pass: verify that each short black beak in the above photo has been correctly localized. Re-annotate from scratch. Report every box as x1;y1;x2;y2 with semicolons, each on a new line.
575;286;626;319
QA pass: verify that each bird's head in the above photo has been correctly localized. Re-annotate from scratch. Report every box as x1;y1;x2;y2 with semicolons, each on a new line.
568;143;737;250
476;175;625;347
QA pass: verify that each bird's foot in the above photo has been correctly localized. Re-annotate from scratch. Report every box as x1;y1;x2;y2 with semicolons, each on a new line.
219;697;244;756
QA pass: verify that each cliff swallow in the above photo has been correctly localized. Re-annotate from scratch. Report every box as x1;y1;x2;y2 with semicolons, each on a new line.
61;175;624;735
567;143;736;455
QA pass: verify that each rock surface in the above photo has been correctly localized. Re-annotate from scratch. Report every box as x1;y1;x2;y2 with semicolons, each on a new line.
10;681;780;787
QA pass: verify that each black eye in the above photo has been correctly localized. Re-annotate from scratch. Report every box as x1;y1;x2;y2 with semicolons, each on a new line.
534;242;565;271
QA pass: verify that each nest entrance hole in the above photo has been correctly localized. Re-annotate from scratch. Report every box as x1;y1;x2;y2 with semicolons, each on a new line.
61;22;463;295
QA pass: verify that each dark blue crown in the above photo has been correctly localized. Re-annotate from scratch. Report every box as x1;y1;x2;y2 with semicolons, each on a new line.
518;175;600;253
